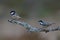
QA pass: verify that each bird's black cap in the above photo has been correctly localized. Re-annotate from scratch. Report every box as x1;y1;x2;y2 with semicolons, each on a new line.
38;20;43;22
10;10;15;13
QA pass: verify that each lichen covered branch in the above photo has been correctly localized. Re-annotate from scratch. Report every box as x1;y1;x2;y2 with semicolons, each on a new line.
8;19;60;33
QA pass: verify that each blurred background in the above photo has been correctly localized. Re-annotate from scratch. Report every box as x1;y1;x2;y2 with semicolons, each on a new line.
0;0;60;40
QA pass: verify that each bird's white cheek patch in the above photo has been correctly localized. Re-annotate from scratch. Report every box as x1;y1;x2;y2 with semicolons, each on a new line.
40;22;43;24
11;12;14;15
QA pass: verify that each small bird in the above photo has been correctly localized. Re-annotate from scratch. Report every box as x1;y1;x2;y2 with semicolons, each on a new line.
10;10;21;20
38;20;55;28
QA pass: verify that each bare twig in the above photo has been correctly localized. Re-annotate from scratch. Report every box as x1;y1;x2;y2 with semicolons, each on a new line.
8;19;60;33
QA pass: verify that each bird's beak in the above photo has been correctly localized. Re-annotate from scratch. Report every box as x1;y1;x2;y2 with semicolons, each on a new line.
38;20;40;22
